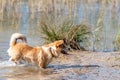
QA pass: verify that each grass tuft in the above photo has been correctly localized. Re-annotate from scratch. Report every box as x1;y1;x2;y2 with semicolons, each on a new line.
116;33;120;50
39;15;91;50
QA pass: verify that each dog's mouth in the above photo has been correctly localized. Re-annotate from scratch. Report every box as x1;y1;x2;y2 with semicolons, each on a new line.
59;44;70;55
61;49;69;55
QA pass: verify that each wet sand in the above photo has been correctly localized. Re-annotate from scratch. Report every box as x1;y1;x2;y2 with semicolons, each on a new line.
0;51;120;80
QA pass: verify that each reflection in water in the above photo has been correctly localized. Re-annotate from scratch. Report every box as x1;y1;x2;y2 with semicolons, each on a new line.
0;65;54;80
0;60;56;80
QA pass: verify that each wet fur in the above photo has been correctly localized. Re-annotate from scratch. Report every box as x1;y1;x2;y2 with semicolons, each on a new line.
7;33;64;68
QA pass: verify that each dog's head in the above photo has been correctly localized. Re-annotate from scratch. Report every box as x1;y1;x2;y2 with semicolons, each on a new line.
54;40;69;55
49;40;64;57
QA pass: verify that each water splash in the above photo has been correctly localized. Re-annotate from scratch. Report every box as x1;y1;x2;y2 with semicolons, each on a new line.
0;61;16;67
0;61;27;68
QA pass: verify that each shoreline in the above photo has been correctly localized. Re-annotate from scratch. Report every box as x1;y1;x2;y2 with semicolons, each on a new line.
0;50;120;80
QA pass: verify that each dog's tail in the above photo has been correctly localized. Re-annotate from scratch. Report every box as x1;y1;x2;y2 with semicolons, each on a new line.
10;33;27;46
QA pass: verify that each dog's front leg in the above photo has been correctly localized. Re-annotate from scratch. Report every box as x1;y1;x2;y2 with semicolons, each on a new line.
9;57;21;65
39;62;46;69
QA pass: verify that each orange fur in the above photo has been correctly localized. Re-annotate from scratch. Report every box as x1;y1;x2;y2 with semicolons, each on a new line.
7;33;64;68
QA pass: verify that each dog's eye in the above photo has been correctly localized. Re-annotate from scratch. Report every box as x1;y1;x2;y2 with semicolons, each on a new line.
59;44;65;48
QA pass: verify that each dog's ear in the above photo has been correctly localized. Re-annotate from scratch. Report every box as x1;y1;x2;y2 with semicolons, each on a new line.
55;40;64;47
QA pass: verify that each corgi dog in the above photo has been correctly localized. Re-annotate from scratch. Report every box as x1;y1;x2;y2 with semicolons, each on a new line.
7;33;64;68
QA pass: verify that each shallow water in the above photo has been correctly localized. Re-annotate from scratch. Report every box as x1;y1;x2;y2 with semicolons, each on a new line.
0;0;120;80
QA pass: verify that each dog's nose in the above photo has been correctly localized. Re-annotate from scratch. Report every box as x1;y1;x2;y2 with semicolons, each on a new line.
67;48;70;51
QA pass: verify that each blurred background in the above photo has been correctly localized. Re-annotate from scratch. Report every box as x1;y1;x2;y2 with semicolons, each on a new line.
0;0;120;58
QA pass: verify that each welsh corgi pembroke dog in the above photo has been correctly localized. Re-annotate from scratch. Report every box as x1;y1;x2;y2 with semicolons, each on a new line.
7;33;64;68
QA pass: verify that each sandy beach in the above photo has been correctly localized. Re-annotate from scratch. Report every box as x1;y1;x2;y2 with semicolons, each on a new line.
0;51;120;80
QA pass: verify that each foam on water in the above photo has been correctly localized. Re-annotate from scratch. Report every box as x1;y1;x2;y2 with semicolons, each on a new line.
0;61;26;67
0;61;16;67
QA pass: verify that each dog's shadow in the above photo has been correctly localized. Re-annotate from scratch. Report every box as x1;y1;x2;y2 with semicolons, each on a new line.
48;64;100;70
